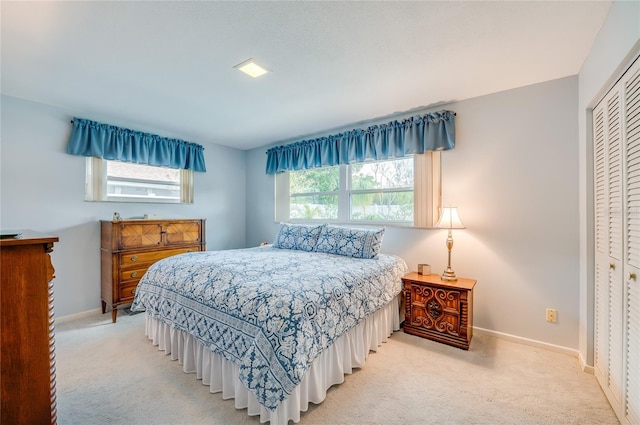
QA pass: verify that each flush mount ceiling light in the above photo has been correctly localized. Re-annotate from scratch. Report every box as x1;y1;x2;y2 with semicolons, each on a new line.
234;58;269;78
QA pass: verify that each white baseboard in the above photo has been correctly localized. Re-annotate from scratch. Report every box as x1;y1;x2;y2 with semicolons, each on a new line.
473;326;579;358
578;352;595;374
55;308;102;324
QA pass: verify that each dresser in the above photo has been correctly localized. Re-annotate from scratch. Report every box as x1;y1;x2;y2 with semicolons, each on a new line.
1;231;59;425
402;272;476;350
101;219;206;322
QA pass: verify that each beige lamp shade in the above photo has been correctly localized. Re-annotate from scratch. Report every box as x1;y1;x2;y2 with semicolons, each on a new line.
435;207;465;229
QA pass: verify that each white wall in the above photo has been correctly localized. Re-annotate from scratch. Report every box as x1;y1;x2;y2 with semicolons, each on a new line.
247;76;580;349
0;95;247;317
577;0;640;366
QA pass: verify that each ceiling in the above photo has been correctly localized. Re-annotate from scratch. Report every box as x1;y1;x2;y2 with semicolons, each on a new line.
1;1;611;151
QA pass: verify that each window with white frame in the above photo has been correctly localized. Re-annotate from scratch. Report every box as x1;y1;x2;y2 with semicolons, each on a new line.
275;152;441;227
85;158;194;203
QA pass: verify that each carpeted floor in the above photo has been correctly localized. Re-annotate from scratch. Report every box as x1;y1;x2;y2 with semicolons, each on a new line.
55;311;618;425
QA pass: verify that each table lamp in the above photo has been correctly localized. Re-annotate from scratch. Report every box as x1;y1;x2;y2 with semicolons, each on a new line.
435;207;465;281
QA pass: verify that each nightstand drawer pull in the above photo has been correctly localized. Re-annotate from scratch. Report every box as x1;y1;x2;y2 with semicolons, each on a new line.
131;287;136;295
131;271;138;278
629;272;637;281
131;255;138;262
609;263;615;270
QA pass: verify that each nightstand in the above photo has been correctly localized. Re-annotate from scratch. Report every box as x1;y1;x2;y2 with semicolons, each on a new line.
402;272;476;350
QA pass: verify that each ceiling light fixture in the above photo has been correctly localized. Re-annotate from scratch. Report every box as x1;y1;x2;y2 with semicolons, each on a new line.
234;58;269;78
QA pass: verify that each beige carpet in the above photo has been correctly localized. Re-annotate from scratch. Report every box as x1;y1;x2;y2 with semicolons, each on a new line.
55;311;618;425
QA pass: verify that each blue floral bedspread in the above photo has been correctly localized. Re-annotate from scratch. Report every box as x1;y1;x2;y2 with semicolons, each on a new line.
131;246;407;411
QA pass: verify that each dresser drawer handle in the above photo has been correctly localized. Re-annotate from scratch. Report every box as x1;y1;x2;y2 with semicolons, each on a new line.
131;271;138;278
131;255;138;262
609;263;615;270
629;272;637;281
131;287;136;295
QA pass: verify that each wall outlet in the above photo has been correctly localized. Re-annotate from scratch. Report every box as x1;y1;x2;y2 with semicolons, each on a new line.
546;308;557;323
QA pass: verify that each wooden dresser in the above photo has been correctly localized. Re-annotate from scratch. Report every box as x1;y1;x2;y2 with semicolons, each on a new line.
101;218;206;322
402;272;476;350
1;231;59;425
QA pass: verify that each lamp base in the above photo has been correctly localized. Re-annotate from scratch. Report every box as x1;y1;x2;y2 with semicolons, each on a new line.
441;267;458;281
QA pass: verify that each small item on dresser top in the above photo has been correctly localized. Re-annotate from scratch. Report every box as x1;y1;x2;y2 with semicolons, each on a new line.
417;264;431;275
112;212;121;222
144;213;162;220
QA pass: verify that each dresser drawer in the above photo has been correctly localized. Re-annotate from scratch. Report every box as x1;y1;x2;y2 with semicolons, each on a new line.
165;221;203;246
117;222;163;250
119;266;150;282
119;281;140;301
119;247;199;266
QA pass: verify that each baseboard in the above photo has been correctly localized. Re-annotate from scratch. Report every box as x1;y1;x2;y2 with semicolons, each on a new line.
473;326;579;358
578;352;595;375
55;308;102;324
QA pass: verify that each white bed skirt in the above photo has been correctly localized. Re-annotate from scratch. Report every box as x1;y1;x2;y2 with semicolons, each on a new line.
144;295;401;424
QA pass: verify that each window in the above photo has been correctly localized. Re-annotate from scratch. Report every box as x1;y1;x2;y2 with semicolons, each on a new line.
276;153;440;227
85;158;194;203
349;159;414;222
289;167;340;220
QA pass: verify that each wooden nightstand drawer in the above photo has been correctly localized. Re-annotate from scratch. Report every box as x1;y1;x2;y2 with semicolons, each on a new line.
402;272;476;350
407;284;462;337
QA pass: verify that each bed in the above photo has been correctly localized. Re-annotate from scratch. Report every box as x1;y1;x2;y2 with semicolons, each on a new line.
131;223;408;424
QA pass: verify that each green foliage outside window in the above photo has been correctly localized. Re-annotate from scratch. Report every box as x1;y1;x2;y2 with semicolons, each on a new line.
350;159;413;221
290;167;339;193
289;158;414;222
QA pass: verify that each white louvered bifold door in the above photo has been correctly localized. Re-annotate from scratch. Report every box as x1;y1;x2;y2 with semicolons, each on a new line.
593;86;625;418
594;102;611;384
594;55;640;425
623;58;640;425
608;89;625;410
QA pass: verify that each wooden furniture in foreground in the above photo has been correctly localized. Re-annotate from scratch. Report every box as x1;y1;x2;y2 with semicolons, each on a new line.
1;230;59;425
402;272;476;350
101;219;206;323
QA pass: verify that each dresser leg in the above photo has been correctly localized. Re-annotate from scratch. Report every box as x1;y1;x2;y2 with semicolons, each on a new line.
111;308;117;323
101;300;106;314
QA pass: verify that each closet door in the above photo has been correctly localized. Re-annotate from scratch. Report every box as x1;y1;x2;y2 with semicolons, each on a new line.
594;55;640;425
594;103;610;385
594;100;609;382
623;59;640;425
593;87;624;418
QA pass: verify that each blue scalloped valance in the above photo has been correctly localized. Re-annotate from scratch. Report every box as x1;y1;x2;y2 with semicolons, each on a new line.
66;118;206;172
265;110;455;174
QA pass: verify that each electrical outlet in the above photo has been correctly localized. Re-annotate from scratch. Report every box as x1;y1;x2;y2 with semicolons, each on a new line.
546;308;557;323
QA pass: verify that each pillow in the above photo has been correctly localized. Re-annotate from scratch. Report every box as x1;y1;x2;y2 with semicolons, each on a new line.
314;225;385;259
272;223;325;252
